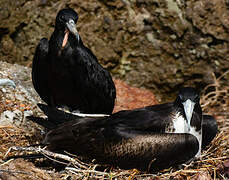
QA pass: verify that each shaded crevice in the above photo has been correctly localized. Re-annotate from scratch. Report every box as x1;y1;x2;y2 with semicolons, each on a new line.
190;73;204;80
0;28;9;42
10;22;27;42
143;18;152;26
185;21;227;47
207;34;227;47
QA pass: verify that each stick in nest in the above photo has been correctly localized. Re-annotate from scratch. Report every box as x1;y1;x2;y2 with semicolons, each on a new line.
3;146;133;179
4;146;88;169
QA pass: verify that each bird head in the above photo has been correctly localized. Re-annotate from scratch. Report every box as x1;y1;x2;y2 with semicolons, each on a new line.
55;8;80;47
175;87;201;131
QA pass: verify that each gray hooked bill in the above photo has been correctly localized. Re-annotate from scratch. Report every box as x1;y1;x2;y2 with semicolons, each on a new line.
182;99;195;131
66;19;79;41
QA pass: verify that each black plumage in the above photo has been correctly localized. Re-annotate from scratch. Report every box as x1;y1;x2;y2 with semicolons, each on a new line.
32;8;116;114
27;87;218;171
202;115;218;149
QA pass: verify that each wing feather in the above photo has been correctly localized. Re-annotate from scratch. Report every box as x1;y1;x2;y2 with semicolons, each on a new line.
32;38;50;105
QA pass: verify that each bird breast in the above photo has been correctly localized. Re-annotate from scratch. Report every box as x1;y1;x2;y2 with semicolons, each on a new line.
168;112;189;133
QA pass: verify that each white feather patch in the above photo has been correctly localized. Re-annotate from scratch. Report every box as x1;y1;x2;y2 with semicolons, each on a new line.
72;112;110;118
170;112;202;157
171;112;189;133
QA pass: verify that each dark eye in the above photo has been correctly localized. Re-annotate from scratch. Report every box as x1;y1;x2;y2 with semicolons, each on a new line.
59;15;65;22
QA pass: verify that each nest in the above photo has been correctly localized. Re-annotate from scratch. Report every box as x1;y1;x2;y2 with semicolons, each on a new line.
0;72;229;179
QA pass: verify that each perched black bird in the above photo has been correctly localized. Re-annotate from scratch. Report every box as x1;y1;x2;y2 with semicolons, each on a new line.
27;87;218;172
32;8;116;114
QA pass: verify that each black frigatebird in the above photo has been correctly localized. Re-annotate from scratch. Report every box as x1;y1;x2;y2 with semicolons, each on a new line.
27;87;218;171
32;8;116;114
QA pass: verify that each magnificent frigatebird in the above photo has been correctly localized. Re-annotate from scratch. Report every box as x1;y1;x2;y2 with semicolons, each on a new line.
27;87;218;171
32;8;116;114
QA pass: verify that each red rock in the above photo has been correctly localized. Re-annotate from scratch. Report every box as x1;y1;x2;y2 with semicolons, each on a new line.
113;79;158;113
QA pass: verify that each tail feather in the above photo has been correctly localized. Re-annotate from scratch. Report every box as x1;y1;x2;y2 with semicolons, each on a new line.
27;104;83;130
37;104;81;124
28;104;106;130
27;116;57;130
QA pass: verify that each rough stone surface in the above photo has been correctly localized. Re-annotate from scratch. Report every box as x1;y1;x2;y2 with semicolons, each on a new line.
0;61;43;132
0;0;228;100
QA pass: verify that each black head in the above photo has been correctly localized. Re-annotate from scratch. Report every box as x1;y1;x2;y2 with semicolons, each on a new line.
177;87;200;104
174;87;201;131
55;8;79;32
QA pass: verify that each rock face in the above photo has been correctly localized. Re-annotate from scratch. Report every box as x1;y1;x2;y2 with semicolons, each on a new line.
0;0;229;100
0;61;43;132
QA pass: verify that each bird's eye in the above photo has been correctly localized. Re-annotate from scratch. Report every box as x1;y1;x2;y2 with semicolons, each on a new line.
59;15;65;22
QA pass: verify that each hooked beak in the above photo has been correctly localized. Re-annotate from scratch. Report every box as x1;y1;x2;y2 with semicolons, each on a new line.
66;19;79;41
182;99;195;131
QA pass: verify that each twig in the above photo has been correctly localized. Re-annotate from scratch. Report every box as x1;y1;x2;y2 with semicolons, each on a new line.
65;167;110;176
64;151;92;167
5;146;88;169
0;169;32;175
41;152;69;166
195;156;228;163
0;159;14;167
0;126;14;129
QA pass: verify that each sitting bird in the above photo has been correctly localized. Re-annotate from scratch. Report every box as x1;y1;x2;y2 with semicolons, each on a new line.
27;87;218;172
32;8;116;114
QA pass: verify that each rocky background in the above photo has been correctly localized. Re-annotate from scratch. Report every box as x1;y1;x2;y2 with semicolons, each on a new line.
0;0;229;179
0;0;228;101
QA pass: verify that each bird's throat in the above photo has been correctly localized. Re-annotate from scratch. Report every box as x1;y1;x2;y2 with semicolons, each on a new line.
62;30;69;48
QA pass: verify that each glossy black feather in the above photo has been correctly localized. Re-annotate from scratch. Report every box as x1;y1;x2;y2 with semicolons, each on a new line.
44;120;199;172
32;38;50;105
32;8;116;114
202;115;218;149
